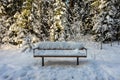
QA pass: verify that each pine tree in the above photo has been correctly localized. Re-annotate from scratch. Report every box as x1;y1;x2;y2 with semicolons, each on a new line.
50;0;66;41
92;0;120;42
0;0;24;44
8;0;33;45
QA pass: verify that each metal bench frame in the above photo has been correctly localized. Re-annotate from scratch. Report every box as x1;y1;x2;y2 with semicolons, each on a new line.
33;47;87;66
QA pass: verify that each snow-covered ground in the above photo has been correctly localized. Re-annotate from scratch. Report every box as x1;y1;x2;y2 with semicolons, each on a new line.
0;41;120;80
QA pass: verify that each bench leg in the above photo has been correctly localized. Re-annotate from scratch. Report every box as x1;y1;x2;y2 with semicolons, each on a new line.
77;57;79;65
42;57;44;66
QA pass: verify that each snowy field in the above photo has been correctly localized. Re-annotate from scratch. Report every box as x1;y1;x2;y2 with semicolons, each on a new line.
0;41;120;80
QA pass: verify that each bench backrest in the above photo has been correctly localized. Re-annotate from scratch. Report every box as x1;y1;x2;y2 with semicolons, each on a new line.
33;41;86;50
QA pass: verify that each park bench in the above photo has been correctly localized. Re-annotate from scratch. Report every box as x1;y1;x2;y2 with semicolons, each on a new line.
33;42;87;66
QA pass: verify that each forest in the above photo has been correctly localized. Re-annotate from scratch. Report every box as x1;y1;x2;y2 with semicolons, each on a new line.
0;0;120;45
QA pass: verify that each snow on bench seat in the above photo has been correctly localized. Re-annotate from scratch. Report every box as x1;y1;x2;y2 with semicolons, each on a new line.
34;50;86;56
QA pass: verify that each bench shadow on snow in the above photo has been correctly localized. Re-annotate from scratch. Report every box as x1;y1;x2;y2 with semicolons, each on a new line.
44;59;89;67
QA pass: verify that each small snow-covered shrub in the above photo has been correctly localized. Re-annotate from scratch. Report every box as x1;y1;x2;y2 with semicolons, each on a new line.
21;37;33;53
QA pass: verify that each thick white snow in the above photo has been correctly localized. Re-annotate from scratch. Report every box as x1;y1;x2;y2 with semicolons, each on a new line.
33;41;86;56
34;50;86;56
33;41;84;50
0;41;120;80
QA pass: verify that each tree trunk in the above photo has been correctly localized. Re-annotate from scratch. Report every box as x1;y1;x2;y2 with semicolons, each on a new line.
69;0;74;9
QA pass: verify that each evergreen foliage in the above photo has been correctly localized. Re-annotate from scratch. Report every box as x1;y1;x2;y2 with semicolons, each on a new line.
0;0;120;45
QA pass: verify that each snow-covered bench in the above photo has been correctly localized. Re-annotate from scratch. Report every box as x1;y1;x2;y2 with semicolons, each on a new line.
33;42;87;66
